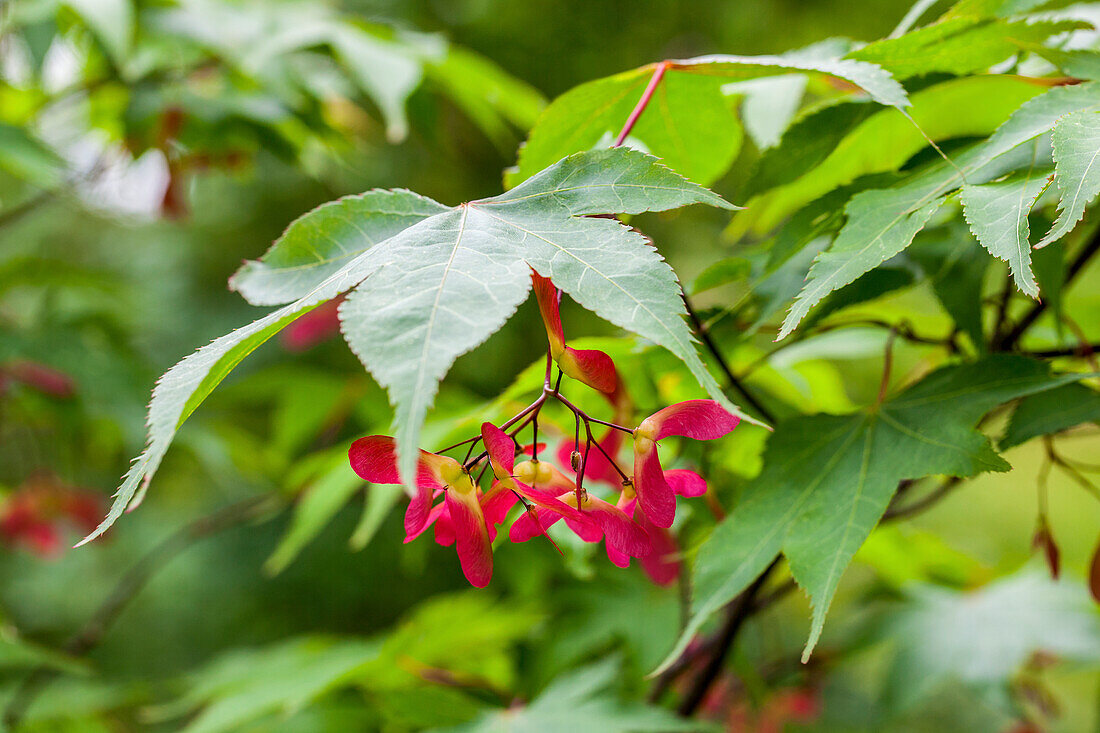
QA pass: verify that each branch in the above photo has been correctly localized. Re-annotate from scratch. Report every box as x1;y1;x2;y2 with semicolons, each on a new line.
883;477;961;521
647;560;794;706
2;495;277;729
675;559;779;715
682;295;776;423
1023;343;1100;358
991;273;1015;347
996;226;1100;350
739;318;957;381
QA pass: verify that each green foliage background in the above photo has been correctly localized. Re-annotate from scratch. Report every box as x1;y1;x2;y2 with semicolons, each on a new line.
2;0;1100;731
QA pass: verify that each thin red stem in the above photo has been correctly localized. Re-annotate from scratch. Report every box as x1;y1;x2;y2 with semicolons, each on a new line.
438;435;480;454
613;61;670;148
587;423;632;485
531;411;540;462
586;416;634;434
576;432;590;505
463;437;482;465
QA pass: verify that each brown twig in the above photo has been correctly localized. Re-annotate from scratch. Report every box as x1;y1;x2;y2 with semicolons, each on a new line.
647;565;795;706
1024;343;1100;358
675;559;780;715
996;226;1100;350
883;477;961;521
682;295;776;423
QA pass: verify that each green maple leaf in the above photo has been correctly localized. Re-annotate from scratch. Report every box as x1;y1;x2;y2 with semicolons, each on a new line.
1036;110;1100;248
338;149;752;490
654;355;1089;674
82;148;746;544
847;16;1084;80
960;160;1052;299
778;81;1100;338
1001;382;1100;449
508;45;908;187
735;75;1044;241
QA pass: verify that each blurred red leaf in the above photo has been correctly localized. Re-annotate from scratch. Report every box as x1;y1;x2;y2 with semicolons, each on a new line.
2;360;76;398
281;296;343;351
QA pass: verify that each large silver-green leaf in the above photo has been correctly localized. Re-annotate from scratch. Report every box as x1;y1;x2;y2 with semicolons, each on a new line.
961;162;1053;298
339;207;536;488
778;82;1100;338
230;190;449;306
1036;110;1100;248
654;356;1086;674
79;238;394;545
341;148;746;486
87;148;741;542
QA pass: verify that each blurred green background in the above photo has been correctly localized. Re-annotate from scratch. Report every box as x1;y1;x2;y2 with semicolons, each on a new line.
2;0;1099;731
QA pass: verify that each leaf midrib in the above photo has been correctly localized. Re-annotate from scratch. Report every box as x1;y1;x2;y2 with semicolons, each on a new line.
473;207;692;356
697;418;864;613
1056;114;1100;223
488;181;715;207
803;416;876;659
413;206;470;401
